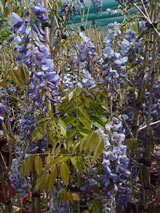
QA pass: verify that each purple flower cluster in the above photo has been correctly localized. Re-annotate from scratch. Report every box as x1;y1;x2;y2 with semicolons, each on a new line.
7;2;60;195
60;32;98;91
102;22;142;96
60;1;77;18
74;32;98;89
91;0;103;16
98;117;130;208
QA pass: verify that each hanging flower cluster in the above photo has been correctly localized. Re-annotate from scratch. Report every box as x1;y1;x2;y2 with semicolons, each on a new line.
8;3;59;110
102;22;142;96
97;117;131;210
60;31;99;91
7;2;60;195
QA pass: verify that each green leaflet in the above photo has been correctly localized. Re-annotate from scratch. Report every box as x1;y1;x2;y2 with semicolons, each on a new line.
41;156;69;177
47;167;58;189
78;106;90;120
58;188;67;206
66;129;76;139
68;87;81;101
71;157;84;174
80;131;95;152
60;162;70;186
58;118;67;137
63;116;76;126
93;135;104;160
20;156;32;176
83;131;95;152
79;128;91;136
35;173;49;191
80;131;104;160
90;115;106;128
35;166;57;191
34;155;43;175
89;133;100;154
78;116;91;129
31;122;47;142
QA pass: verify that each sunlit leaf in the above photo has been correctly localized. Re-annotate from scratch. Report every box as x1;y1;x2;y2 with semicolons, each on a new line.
60;162;69;186
47;167;57;189
71;157;83;174
34;155;43;175
93;135;104;160
89;133;99;154
72;193;80;201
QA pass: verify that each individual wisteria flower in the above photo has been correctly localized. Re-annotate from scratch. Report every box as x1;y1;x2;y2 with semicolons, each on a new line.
8;12;23;31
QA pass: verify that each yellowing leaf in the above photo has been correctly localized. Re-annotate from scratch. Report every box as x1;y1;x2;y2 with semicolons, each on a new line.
60;162;69;186
71;157;83;174
0;80;7;88
72;193;80;201
89;133;99;154
34;155;43;175
80;135;87;152
66;192;73;203
46;154;53;164
48;167;57;189
83;132;95;152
